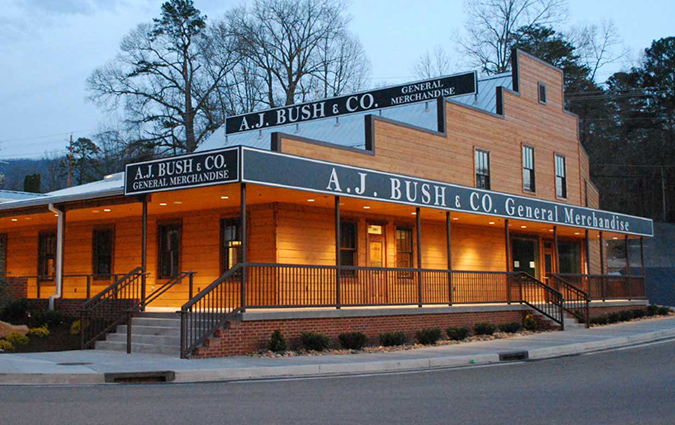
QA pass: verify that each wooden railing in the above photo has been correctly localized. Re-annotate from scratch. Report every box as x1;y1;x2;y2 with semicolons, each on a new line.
553;274;646;301
549;274;590;327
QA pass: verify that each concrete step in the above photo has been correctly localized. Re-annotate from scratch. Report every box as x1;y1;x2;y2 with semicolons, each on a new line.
95;340;179;355
131;317;181;328
116;324;180;337
137;312;180;319
107;332;180;346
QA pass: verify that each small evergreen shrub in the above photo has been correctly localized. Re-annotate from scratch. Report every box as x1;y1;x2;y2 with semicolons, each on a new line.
631;309;646;319
0;298;29;322
646;304;659;317
618;310;634;322
6;332;29;347
446;327;471;341
658;306;671;316
300;331;331;351
0;340;14;351
27;325;50;338
338;332;368;350
268;330;288;353
33;310;63;328
498;322;522;333
70;319;83;335
591;316;608;325
523;314;538;331
606;313;620;324
473;322;497;336
415;328;442;345
379;331;407;347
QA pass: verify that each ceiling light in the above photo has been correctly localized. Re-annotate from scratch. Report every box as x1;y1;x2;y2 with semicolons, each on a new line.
521;225;527;229
25;217;31;220
159;203;167;206
363;206;371;209
452;217;458;221
612;237;618;240
220;196;229;200
574;232;580;235
307;199;315;202
549;229;554;232
174;201;182;205
411;212;417;215
488;221;495;225
11;218;18;222
92;210;100;213
103;209;111;212
54;214;58;217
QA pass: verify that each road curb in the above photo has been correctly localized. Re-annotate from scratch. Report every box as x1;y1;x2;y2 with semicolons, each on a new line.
2;328;675;385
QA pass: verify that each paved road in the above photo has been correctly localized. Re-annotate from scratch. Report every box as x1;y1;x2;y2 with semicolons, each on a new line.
2;339;674;425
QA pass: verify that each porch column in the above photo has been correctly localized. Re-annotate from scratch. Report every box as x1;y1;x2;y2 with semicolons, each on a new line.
416;207;422;307
446;212;452;306
241;183;247;312
553;226;559;274
599;231;606;301
141;195;148;308
585;230;591;275
505;219;511;304
335;196;341;309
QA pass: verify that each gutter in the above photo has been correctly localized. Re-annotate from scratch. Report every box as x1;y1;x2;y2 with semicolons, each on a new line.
47;203;64;311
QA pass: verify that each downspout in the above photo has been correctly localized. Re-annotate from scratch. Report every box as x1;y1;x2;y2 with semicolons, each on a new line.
48;203;64;311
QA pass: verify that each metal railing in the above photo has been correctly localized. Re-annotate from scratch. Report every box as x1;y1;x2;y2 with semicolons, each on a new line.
549;274;590;327
553;273;646;301
79;268;146;349
18;274;120;299
512;272;564;328
180;264;243;358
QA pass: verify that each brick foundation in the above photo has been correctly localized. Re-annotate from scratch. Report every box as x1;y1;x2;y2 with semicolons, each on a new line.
195;309;525;358
26;299;87;317
4;277;28;299
588;303;648;319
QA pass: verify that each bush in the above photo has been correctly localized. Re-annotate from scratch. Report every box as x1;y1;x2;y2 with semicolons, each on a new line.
415;328;442;345
632;309;646;319
617;310;634;322
446;327;471;341
606;313;620;324
338;332;368;350
33;310;63;328
591;316;608;325
498;322;523;333
27;325;50;338
657;306;671;316
523;314;538;331
6;332;29;347
473;322;497;336
0;340;14;351
299;331;331;351
0;298;29;322
70;320;83;335
646;304;659;317
379;331;407;347
268;330;288;353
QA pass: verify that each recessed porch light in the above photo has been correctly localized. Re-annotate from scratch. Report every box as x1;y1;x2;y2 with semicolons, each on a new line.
24;217;31;220
363;206;371;209
452;217;458;221
11;218;18;222
92;210;100;213
612;237;618;240
220;196;229;200
549;229;554;232
574;232;580;235
103;209;111;212
159;203;167;206
411;212;417;215
521;225;527;229
174;201;182;205
307;199;315;202
488;221;495;225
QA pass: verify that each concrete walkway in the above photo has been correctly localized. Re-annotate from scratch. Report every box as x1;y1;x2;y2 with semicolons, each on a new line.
1;317;674;385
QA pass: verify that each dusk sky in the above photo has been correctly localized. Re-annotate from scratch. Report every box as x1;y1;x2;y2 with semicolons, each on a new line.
1;0;673;160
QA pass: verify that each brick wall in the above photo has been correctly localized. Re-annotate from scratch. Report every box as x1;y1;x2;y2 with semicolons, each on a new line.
4;277;28;299
195;310;524;358
26;299;86;317
588;304;647;319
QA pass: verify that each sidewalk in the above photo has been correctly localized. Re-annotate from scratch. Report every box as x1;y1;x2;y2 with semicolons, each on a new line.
1;317;674;385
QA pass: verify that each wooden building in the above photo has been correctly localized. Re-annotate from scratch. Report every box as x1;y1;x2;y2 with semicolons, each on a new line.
0;51;653;357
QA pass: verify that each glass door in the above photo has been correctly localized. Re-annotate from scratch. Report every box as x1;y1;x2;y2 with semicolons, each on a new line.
511;237;539;279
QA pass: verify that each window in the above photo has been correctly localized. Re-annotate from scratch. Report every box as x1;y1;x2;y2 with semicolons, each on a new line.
158;223;181;279
220;218;242;274
558;241;581;274
555;154;567;198
475;149;490;190
92;228;114;279
395;227;413;269
538;82;547;103
339;221;357;267
38;232;57;281
522;145;536;192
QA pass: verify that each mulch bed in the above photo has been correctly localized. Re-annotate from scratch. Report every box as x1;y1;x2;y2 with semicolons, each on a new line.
0;320;80;354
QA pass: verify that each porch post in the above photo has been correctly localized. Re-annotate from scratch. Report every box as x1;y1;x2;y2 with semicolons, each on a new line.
625;235;632;301
446;212;452;306
141;195;147;309
599;231;606;301
505;219;511;304
335;196;341;309
416;207;422;307
241;183;247;312
553;226;559;274
585;230;591;275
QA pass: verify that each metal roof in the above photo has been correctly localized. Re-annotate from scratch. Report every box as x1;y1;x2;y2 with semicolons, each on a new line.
0;189;47;203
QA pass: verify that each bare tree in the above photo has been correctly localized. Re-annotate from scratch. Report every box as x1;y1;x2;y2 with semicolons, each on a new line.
457;0;567;74
413;45;454;79
572;20;627;81
228;0;369;108
87;0;239;153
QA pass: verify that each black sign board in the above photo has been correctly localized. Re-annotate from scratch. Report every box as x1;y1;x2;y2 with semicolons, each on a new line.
125;148;239;195
241;148;654;236
225;72;477;134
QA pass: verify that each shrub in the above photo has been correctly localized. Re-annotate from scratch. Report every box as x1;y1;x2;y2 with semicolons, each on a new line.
591;316;608;325
617;310;634;322
658;306;671;316
338;332;368;350
299;331;331;351
268;330;288;353
632;309;646;319
379;331;407;347
473;322;497;336
646;304;659;317
70;320;83;335
0;340;14;351
498;322;523;333
523;314;538;331
33;310;63;328
6;332;29;347
0;298;29;322
415;328;442;345
606;313;620;324
446;326;471;341
27;325;50;338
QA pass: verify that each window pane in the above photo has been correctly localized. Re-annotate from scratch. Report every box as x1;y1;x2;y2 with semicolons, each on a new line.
93;228;114;277
559;241;581;274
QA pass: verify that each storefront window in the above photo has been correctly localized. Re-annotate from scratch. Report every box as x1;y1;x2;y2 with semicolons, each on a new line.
158;223;181;278
92;227;114;279
395;227;413;269
38;232;56;281
558;240;581;274
221;218;242;274
340;221;357;267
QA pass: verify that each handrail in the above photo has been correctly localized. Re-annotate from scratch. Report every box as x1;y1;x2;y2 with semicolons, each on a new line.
511;272;564;329
550;274;590;328
552;273;646;300
180;264;243;358
79;268;146;349
16;273;119;299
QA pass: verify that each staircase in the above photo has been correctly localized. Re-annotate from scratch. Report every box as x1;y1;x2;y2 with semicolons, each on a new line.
95;312;181;355
535;311;586;331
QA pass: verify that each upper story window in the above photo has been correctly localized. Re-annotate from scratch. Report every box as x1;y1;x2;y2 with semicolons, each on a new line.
475;149;491;190
555;154;567;199
538;82;547;104
92;227;114;279
339;221;357;267
522;145;536;193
